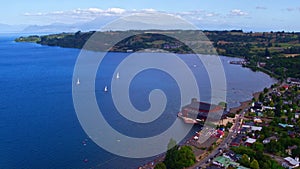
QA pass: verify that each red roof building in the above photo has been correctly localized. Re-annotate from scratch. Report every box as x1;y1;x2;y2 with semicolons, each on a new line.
283;85;289;90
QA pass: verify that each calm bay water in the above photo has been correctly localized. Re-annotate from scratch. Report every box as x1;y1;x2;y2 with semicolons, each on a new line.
0;35;276;169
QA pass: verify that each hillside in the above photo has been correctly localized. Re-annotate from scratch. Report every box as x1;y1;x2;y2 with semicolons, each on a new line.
16;30;300;78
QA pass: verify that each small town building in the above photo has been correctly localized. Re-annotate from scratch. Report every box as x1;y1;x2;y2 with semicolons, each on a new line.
262;136;278;144
179;98;226;122
288;78;300;86
263;106;276;110
251;102;264;112
253;117;263;123
286;145;298;156
258;62;266;67
223;150;239;161
240;127;250;134
283;85;289;90
231;136;243;147
215;130;224;138
282;157;300;168
212;156;239;168
279;123;294;128
245;138;257;146
250;126;262;132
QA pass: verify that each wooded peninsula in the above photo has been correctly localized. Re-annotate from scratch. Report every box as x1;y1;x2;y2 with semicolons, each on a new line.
16;30;300;79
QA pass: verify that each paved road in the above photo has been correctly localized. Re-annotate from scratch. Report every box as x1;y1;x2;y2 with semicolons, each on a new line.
190;111;245;169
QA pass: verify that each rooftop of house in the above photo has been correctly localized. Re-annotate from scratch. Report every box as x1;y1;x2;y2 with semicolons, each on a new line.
288;145;298;150
253;117;263;123
279;123;294;128
288;78;300;83
245;138;257;144
223;151;239;161
213;156;240;168
242;125;263;132
251;102;263;109
263;136;278;142
283;85;289;89
284;157;300;166
240;127;250;133
231;136;243;145
182;98;224;113
251;126;262;131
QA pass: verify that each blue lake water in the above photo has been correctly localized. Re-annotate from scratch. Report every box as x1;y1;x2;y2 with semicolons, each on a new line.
0;35;276;169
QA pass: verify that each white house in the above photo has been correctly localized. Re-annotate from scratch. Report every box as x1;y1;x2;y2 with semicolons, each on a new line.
282;157;300;168
245;138;257;145
251;126;262;132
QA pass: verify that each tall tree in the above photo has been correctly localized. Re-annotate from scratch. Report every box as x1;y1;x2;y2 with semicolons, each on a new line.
253;142;264;152
164;144;178;169
250;159;260;169
240;154;251;167
154;162;167;169
164;144;195;169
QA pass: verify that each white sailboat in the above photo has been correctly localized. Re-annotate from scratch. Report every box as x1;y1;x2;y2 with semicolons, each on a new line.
116;72;120;79
104;86;108;92
76;78;80;85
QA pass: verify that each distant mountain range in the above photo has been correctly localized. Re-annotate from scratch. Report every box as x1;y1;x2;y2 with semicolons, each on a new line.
22;23;82;33
0;16;120;33
0;23;28;33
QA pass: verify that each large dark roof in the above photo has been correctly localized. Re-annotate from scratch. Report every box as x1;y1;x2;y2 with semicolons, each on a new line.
183;101;223;113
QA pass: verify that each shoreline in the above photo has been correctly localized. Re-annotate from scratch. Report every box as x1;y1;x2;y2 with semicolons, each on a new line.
229;91;261;114
139;87;273;169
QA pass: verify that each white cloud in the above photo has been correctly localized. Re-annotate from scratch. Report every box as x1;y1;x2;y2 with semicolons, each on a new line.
142;8;157;12
22;7;245;28
84;8;103;13
107;8;126;14
229;9;248;16
173;10;219;24
24;12;44;16
205;12;219;17
24;8;126;17
23;8;128;24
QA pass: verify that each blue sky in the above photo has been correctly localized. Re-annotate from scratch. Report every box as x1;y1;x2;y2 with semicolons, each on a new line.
1;0;300;31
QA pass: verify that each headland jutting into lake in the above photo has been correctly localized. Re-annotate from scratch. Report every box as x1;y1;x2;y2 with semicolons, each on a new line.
16;30;300;80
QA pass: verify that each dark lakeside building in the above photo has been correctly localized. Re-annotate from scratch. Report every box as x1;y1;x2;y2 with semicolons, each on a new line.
178;98;227;124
